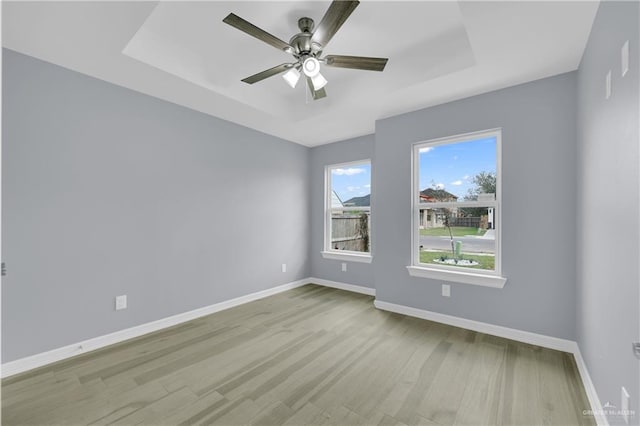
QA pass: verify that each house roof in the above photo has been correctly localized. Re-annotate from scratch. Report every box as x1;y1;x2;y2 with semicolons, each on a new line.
420;188;458;202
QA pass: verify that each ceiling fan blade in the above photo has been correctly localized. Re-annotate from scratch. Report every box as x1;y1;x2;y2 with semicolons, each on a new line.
306;77;327;100
242;63;293;84
311;0;360;48
223;13;292;52
324;55;388;71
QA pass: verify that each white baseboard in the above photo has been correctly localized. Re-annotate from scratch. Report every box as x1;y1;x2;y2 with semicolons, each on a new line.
373;300;575;353
1;278;309;378
374;299;608;426
307;277;376;296
572;346;609;426
1;277;373;378
374;299;576;352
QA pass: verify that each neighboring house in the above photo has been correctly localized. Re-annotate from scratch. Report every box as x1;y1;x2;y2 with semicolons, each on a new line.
419;188;459;229
419;188;458;203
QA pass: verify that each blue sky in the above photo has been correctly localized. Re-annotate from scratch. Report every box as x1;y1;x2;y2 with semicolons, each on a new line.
330;136;495;203
419;136;496;199
331;163;371;203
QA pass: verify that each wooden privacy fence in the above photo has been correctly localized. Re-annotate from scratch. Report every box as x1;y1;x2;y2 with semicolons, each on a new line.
331;213;370;252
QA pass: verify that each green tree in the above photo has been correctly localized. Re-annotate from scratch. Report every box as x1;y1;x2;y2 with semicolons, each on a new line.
460;171;496;218
465;171;496;200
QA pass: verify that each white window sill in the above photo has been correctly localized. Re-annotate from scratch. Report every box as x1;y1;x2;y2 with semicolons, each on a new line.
406;266;506;288
321;251;373;264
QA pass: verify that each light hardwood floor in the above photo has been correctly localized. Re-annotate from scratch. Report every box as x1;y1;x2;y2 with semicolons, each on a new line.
2;284;595;425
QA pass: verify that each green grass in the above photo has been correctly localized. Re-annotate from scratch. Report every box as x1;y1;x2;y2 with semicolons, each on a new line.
420;226;485;237
419;250;495;270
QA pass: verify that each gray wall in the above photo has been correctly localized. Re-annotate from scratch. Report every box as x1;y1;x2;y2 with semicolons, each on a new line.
310;135;375;288
2;49;310;362
576;2;640;424
373;72;578;339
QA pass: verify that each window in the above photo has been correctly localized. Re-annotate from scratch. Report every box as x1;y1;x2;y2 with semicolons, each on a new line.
322;160;372;263
408;129;506;287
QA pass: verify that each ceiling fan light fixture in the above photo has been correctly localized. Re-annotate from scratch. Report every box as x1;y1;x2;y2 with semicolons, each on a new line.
224;1;388;101
282;67;301;88
302;57;320;77
310;72;328;90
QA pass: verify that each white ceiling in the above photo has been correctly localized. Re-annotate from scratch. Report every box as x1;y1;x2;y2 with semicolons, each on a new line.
2;1;599;147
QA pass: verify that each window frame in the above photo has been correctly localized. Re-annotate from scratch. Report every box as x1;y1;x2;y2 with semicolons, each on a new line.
321;159;372;264
407;129;506;288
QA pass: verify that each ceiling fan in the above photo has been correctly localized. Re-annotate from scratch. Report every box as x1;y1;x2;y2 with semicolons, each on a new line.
222;0;388;100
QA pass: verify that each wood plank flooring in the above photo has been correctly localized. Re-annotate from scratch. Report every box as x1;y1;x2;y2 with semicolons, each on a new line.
2;284;595;425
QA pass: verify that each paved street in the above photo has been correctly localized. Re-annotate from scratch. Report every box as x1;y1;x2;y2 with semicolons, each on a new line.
420;235;495;254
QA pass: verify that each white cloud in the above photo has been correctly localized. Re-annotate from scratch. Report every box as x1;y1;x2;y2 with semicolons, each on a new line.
435;183;445;189
419;147;434;154
347;186;359;192
451;180;463;186
463;175;470;180
332;167;366;176
364;184;371;188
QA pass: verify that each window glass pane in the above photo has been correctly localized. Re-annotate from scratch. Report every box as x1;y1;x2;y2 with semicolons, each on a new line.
419;136;496;203
418;206;496;270
330;163;371;207
331;211;370;252
329;162;371;253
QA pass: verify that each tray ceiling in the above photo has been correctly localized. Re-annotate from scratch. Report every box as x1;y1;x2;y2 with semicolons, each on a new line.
2;1;599;146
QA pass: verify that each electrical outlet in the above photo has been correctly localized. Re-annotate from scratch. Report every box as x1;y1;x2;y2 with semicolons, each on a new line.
442;284;450;297
622;40;629;77
115;295;127;311
605;70;612;99
281;263;287;273
341;262;347;272
621;386;630;424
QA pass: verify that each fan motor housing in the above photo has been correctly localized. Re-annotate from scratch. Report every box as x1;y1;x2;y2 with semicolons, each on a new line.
289;17;321;56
